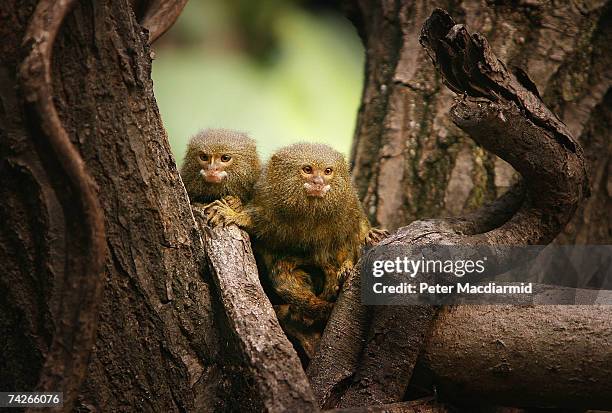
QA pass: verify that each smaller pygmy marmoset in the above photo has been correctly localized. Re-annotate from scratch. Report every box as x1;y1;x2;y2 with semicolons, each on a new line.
180;129;261;217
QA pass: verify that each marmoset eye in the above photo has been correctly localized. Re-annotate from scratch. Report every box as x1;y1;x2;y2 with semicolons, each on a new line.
221;154;231;162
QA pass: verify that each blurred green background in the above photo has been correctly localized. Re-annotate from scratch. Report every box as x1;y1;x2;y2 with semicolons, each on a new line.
152;0;364;166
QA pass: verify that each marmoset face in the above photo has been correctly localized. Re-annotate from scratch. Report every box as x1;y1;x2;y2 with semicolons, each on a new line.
299;163;334;198
263;143;352;215
180;129;260;203
197;149;234;184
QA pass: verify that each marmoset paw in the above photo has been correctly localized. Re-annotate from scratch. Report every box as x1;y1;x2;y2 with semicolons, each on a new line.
365;227;390;246
191;202;210;222
222;195;243;210
337;264;354;291
203;200;237;227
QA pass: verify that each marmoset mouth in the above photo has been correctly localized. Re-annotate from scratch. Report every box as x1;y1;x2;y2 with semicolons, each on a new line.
304;182;331;197
200;169;228;183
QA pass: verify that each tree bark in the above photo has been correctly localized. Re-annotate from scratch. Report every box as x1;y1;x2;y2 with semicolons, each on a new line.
308;7;604;409
194;208;318;412
309;1;610;408
1;1;315;411
347;0;610;241
327;398;448;413
418;305;612;409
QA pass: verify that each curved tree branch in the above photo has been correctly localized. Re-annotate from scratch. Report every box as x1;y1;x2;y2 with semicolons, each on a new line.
309;9;589;408
19;0;106;410
131;0;189;44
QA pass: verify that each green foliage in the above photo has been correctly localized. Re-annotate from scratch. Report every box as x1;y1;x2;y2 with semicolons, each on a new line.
152;3;364;165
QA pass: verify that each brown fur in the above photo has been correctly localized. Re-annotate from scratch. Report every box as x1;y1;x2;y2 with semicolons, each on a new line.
250;143;367;264
249;143;375;360
207;142;387;360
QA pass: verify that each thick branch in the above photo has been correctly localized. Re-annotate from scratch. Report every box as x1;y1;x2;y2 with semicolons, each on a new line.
193;207;319;412
414;8;588;246
306;269;371;409
18;1;106;410
420;305;612;408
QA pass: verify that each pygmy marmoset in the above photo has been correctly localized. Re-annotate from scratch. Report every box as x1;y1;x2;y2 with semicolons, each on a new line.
210;142;387;359
180;128;261;216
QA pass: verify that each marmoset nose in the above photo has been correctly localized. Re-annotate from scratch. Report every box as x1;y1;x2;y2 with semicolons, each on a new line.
312;175;325;185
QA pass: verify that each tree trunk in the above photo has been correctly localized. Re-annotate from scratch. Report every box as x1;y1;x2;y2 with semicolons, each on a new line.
309;4;607;409
347;0;610;241
317;0;610;406
1;0;214;410
1;1;609;412
0;1;315;411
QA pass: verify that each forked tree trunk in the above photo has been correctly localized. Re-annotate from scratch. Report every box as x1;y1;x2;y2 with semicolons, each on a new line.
0;1;609;412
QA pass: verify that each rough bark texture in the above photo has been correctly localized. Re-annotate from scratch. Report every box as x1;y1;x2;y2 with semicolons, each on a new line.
347;0;610;242
2;0;207;410
194;208;318;412
15;0;106;411
0;1;313;411
420;305;612;409
309;1;610;408
309;7;600;410
328;398;448;413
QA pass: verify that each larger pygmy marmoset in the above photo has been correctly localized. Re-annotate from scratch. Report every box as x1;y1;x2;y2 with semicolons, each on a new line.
180;129;261;215
215;142;386;359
